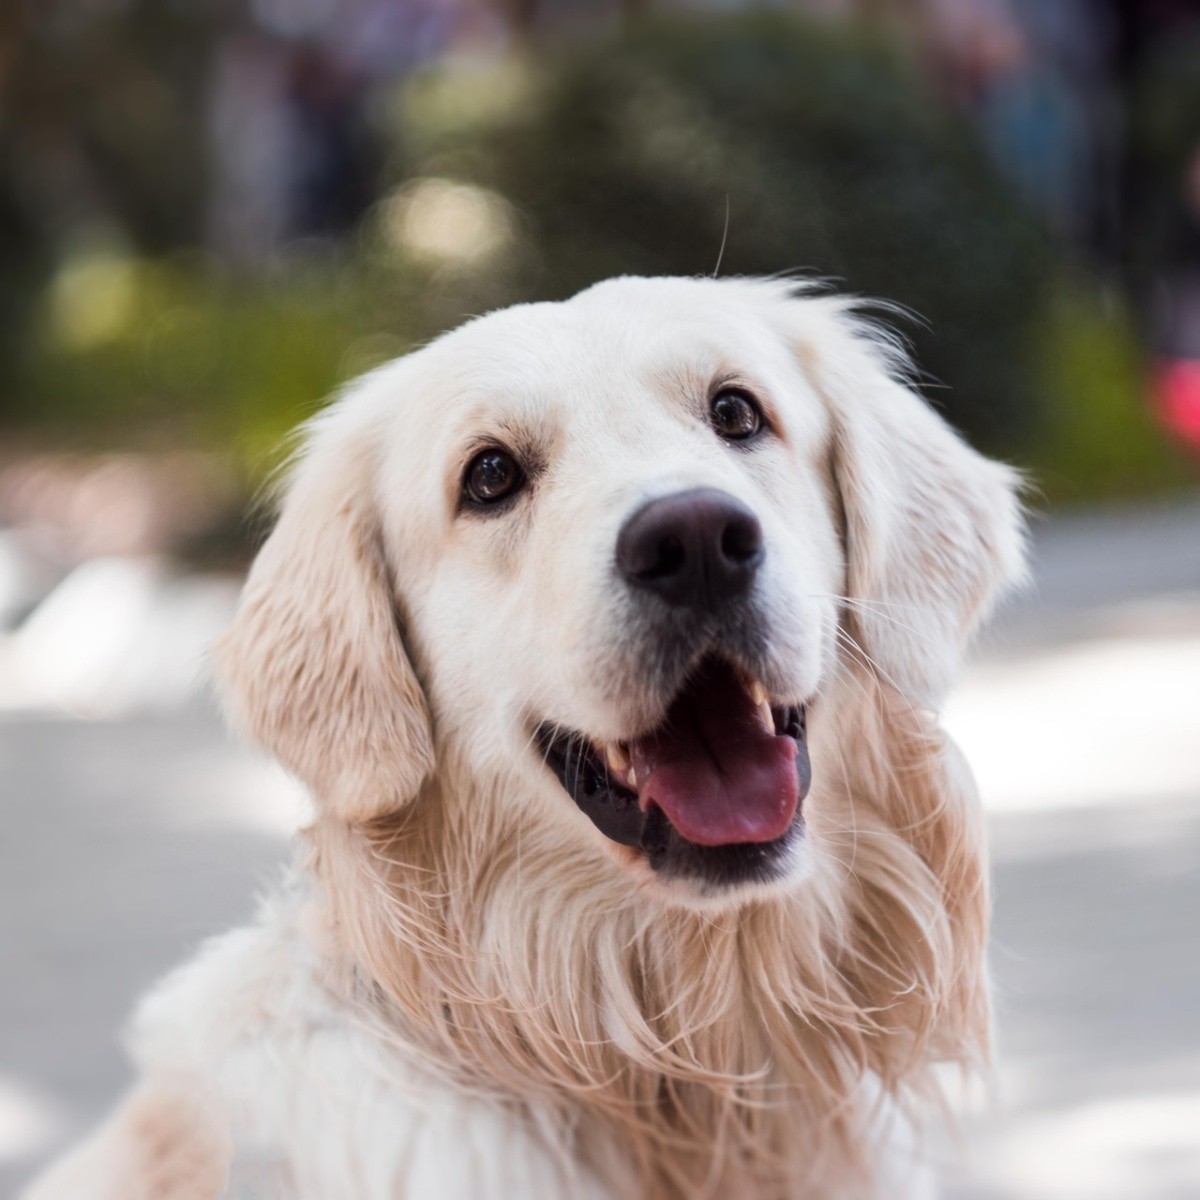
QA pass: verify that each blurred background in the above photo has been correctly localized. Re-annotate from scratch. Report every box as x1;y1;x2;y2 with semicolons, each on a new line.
1;1;1198;1196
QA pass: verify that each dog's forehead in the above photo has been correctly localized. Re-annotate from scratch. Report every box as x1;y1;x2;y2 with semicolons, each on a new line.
423;278;808;428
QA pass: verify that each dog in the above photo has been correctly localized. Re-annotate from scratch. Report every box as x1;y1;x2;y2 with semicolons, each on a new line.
26;276;1025;1199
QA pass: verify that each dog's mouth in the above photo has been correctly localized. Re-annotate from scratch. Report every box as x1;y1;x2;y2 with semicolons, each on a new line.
536;656;812;887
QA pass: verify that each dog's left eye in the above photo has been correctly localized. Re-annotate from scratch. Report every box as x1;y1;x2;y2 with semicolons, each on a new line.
463;448;525;507
710;389;764;441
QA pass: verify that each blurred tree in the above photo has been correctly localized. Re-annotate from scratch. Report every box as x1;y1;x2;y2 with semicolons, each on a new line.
0;2;219;253
391;15;1053;451
1;8;1190;512
0;0;222;416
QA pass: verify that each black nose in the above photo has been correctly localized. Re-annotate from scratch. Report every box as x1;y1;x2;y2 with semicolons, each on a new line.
616;487;764;609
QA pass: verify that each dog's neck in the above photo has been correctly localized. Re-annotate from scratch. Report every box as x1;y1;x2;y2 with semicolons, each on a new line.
308;676;988;1199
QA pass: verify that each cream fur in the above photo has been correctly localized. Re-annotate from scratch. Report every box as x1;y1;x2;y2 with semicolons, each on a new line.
25;277;1025;1200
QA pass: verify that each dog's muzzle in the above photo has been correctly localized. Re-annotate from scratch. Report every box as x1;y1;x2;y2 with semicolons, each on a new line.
536;656;811;890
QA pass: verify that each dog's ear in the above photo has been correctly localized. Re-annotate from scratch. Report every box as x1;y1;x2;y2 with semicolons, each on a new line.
789;295;1027;706
216;403;434;822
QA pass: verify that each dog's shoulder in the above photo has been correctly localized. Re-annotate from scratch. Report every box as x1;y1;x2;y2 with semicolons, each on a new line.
127;875;318;1079
120;876;611;1199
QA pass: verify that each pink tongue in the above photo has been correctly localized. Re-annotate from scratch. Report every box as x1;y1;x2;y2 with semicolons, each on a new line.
628;660;799;847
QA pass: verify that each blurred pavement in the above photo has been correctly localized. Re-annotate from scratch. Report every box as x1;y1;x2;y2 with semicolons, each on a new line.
1;498;1198;1198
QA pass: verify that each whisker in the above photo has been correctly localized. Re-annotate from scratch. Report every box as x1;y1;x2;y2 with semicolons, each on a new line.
834;624;923;725
807;591;940;649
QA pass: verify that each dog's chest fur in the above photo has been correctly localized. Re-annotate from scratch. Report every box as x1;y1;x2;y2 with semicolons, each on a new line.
126;844;938;1200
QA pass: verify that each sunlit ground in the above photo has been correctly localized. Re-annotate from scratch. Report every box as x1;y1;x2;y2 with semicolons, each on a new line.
1;500;1197;1197
942;596;1200;1199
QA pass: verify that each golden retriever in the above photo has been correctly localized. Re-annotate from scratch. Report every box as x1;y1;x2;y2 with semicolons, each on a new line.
26;276;1025;1199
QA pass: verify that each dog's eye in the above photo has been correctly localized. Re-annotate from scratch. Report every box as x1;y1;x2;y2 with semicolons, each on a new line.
710;389;763;442
463;448;525;507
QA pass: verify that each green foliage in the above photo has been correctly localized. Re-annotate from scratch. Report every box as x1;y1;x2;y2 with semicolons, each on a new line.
393;15;1053;452
6;245;425;481
4;13;1193;509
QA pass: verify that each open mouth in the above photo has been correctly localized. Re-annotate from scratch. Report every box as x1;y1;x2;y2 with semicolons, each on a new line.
536;656;811;888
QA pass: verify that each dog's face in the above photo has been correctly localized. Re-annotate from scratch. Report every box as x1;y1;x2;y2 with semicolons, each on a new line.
221;277;1024;907
376;279;839;897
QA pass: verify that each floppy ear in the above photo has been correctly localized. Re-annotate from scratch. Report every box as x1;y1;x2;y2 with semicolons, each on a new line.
793;296;1027;707
782;296;1023;1075
216;402;434;822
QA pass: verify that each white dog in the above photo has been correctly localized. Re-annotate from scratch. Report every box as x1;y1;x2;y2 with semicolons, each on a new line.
27;276;1025;1199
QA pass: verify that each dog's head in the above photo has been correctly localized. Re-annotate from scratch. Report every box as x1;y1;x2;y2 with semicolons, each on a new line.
219;277;1024;907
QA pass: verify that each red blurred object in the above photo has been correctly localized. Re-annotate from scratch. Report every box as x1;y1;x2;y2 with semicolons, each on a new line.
1153;358;1200;451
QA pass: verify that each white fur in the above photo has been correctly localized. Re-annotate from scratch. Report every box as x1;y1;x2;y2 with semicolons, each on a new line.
25;277;1025;1199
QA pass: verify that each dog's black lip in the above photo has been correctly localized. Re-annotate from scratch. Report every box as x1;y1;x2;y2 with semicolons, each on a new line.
534;700;811;885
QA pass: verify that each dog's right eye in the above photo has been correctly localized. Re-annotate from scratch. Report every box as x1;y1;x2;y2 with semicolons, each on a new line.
463;448;525;507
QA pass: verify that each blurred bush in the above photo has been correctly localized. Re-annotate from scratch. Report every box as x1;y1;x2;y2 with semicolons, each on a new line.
3;13;1192;528
7;239;419;470
393;16;1050;453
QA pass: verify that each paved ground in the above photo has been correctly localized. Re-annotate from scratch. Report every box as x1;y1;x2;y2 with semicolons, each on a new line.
1;498;1198;1197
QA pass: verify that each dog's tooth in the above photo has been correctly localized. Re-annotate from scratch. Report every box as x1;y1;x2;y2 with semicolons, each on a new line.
749;680;769;708
758;699;774;730
605;742;630;773
627;767;638;790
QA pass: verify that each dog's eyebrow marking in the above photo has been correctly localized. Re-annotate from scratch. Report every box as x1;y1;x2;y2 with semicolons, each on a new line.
653;361;706;393
458;425;544;470
652;362;729;413
648;361;790;449
451;407;553;481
